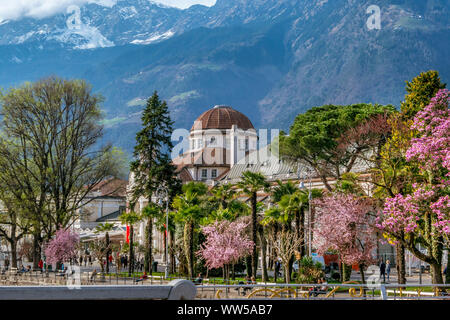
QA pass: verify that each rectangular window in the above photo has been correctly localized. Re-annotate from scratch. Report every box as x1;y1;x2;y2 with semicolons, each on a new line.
211;169;217;178
239;139;245;150
201;169;208;179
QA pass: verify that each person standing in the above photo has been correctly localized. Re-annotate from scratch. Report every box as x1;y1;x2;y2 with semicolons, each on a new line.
4;257;9;271
379;260;386;283
120;256;125;271
274;259;281;282
386;260;391;282
38;259;44;272
79;256;83;266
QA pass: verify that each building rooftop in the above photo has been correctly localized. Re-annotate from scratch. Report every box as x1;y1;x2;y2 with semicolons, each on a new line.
191;105;255;131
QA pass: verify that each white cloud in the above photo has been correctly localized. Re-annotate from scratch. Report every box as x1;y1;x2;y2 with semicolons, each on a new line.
154;0;216;10
0;0;216;21
0;0;115;21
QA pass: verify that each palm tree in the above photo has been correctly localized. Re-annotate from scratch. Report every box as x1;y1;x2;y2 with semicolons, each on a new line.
141;204;162;274
119;211;141;276
261;207;282;276
210;184;236;209
173;182;208;279
273;181;322;263
95;222;115;274
156;209;176;273
237;171;270;278
272;180;297;203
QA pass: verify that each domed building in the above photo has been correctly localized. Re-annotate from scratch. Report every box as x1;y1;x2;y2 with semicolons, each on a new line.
175;105;258;184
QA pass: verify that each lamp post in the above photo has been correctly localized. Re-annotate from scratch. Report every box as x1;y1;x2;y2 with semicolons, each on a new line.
156;186;170;280
418;243;422;285
298;164;313;257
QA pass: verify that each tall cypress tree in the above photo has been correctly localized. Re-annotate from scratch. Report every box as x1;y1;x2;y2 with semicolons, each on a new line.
130;91;179;274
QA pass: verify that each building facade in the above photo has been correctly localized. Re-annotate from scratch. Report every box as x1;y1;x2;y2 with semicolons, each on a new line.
174;105;258;185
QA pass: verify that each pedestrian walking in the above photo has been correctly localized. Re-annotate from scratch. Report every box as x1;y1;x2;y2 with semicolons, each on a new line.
120;256;125;271
88;255;92;266
275;259;281;277
274;259;281;282
386;260;391;282
38;259;44;272
379;260;386;283
79;256;83;266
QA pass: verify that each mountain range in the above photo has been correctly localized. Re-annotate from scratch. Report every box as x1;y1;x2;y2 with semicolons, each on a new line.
0;0;449;154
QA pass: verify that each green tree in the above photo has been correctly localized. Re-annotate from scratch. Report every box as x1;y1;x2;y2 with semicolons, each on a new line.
400;70;446;120
129;91;180;273
272;180;297;203
173;182;208;278
0;77;125;268
272;181;320;253
280;104;395;191
261;207;282;280
237;171;270;278
155;210;177;273
0;188;31;268
119;211;141;276
372;71;446;284
89;239;109;274
210;184;236;210
95;223;115;274
206;184;248;223
140;204;162;275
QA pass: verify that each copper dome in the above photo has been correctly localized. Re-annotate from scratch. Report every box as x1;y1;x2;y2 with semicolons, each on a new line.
191;105;254;131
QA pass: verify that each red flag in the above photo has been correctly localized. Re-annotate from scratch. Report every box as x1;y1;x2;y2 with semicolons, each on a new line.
126;225;130;244
164;224;167;238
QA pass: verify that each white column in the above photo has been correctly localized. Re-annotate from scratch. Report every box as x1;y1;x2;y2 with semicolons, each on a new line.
230;125;237;167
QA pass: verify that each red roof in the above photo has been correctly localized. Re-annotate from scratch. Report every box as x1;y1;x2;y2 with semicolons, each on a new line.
191;106;254;131
91;178;128;198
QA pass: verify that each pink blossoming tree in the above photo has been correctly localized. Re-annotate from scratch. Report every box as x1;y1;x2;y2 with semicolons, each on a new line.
378;89;450;284
44;228;80;268
197;220;253;280
313;193;377;284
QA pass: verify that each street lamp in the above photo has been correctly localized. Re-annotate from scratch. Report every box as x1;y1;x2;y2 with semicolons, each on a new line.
298;164;313;257
418;243;422;285
156;185;170;280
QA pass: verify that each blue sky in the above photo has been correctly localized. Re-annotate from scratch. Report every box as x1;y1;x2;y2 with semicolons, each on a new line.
0;0;217;21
